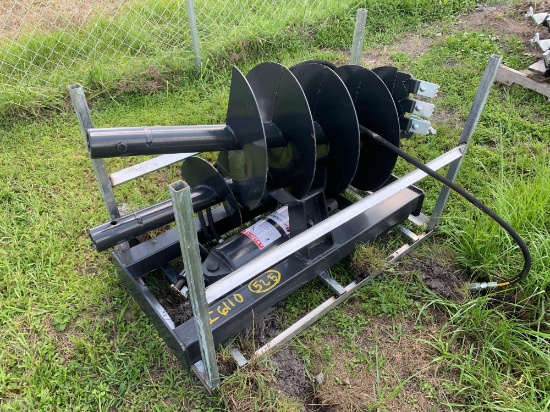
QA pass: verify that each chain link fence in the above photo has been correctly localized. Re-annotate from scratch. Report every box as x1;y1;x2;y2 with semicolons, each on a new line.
0;0;352;113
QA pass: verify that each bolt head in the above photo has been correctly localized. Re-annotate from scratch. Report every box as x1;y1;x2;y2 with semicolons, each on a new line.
206;260;219;272
116;142;127;153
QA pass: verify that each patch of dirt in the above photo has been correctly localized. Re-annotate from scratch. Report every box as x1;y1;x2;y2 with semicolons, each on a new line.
429;106;466;129
458;2;550;50
0;0;130;39
75;257;102;276
272;349;313;401
43;314;79;364
239;310;316;404
361;33;435;68
240;310;284;350
139;268;193;327
349;244;389;282
399;254;470;302
313;306;457;412
165;298;193;326
360;2;550;69
116;66;175;94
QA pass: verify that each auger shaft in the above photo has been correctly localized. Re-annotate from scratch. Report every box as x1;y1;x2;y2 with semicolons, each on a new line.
87;123;288;159
90;186;220;251
91;156;242;251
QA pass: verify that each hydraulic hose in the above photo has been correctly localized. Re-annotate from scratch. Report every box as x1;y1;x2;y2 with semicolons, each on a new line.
360;125;532;290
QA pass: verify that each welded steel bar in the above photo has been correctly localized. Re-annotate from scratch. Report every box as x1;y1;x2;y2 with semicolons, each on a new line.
205;146;464;304
110;153;197;187
69;85;120;221
229;346;248;367
350;9;368;65
427;54;502;231
169;180;219;389
186;0;201;68
317;271;346;296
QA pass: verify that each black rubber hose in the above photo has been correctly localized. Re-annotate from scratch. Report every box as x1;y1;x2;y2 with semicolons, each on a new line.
360;125;531;289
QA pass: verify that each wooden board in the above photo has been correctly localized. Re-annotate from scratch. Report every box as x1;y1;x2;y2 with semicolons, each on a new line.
496;64;550;101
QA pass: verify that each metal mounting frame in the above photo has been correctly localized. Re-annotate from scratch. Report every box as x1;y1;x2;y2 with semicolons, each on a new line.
74;54;502;391
172;54;502;388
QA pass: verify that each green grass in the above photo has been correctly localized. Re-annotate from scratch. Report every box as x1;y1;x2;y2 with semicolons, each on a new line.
0;0;483;118
2;0;550;410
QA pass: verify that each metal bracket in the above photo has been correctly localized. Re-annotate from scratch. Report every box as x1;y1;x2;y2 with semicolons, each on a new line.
399;98;435;119
409;99;435;118
531;32;550;52
397;225;420;242
229;346;248;367
403;116;435;135
317;270;346;296
408;212;429;228
414;80;439;98
526;7;549;26
192;361;218;393
110;153;197;187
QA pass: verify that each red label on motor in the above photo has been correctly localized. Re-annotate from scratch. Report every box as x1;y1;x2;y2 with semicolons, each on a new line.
240;207;288;249
241;229;265;249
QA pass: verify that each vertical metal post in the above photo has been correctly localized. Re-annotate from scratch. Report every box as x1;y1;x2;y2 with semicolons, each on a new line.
169;180;219;389
186;0;202;68
68;85;120;222
350;9;368;65
427;54;502;231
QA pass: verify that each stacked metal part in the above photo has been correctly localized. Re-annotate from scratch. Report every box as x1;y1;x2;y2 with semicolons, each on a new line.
526;7;550;76
89;62;437;257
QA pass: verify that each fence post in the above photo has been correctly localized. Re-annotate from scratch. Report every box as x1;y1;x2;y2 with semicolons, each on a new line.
169;180;219;390
350;9;368;65
186;0;202;68
427;55;502;231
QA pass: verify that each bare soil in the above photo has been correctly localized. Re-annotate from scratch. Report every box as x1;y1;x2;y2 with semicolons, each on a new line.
459;2;550;49
400;253;470;302
0;0;129;39
361;2;550;69
165;298;193;326
239;309;317;404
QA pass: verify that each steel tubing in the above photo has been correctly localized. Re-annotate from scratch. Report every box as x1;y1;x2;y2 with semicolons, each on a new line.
87;121;289;159
90;187;220;251
87;125;234;158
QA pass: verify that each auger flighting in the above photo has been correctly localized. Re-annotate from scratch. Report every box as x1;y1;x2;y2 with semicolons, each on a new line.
87;61;438;252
